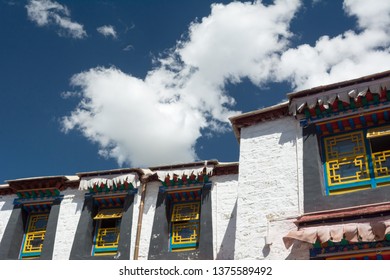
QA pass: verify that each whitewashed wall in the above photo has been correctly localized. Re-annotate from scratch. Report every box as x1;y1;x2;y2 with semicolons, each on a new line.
135;173;239;260
235;116;307;259
211;174;239;259
0;173;240;259
136;181;160;260
52;188;85;260
0;194;16;244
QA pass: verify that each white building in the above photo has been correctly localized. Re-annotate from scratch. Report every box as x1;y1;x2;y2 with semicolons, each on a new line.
1;70;390;260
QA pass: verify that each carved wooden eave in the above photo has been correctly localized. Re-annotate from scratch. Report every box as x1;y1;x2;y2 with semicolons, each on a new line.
288;70;390;118
3;175;79;198
287;70;390;100
0;184;13;196
212;162;239;176
76;167;145;179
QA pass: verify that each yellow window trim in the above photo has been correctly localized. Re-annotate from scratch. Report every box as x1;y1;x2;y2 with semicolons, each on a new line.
93;208;123;220
367;125;390;139
171;202;200;222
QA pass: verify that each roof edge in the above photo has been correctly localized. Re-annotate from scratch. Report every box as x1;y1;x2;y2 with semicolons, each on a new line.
287;69;390;99
229;101;289;142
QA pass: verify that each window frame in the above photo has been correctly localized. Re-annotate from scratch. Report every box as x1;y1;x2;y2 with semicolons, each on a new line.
169;201;201;252
19;211;50;259
91;207;123;256
321;125;390;195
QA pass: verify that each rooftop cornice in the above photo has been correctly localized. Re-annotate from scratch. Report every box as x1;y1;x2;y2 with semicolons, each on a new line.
287;70;390;99
76;168;144;179
229;101;289;142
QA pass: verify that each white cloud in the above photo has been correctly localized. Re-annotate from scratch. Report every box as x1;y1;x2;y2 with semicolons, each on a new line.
62;0;390;168
97;25;117;38
123;44;134;51
343;0;390;30
274;0;390;90
62;0;301;167
26;0;86;39
62;67;202;166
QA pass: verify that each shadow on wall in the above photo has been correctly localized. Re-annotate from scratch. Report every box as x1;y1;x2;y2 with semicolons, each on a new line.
285;241;311;260
0;198;14;211
216;199;237;260
0;198;15;238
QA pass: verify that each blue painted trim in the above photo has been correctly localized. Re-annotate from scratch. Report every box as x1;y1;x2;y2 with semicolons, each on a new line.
337;120;344;131
320;136;330;196
375;176;390;184
159;182;211;193
94;247;118;252
171;243;198;249
20;251;41;258
363;130;377;189
13;195;64;206
372;113;378;124
327;180;372;191
326;123;333;134
360;116;367;126
91;221;99;256
348;119;355;129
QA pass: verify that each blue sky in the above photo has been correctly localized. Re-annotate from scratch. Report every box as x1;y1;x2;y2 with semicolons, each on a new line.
1;0;390;183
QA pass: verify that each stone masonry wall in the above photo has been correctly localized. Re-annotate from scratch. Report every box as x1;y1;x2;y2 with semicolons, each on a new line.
235;116;307;259
52;188;84;259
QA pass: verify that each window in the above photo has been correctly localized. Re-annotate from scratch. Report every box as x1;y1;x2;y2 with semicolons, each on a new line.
170;202;200;251
167;190;201;252
322;126;390;195
20;211;49;259
92;207;122;256
367;126;390;181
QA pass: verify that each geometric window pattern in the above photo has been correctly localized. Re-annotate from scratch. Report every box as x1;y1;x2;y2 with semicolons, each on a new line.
170;201;200;251
20;213;49;259
372;150;390;178
92;208;122;256
323;131;370;186
322;128;390;195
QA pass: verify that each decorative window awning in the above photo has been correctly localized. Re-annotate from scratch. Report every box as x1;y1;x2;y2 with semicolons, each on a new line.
166;189;202;203
22;202;53;213
289;79;390;117
315;108;390;135
367;125;390;139
157;166;213;188
283;217;390;249
79;173;139;193
94;195;125;208
93;208;123;220
157;167;213;182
